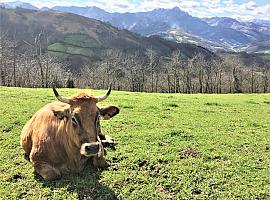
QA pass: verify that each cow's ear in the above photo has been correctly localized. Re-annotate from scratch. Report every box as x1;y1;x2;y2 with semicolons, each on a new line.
100;106;119;120
53;107;71;120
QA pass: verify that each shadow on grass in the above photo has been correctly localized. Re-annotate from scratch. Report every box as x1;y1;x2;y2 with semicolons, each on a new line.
35;163;118;200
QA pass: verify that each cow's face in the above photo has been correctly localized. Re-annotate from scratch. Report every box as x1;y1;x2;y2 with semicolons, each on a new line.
52;86;119;157
70;99;119;157
69;98;100;157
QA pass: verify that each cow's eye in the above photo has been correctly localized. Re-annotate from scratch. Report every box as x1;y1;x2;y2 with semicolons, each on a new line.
71;116;78;125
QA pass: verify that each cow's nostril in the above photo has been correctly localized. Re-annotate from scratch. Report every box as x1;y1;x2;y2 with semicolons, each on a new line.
84;143;99;154
80;143;100;157
85;145;91;151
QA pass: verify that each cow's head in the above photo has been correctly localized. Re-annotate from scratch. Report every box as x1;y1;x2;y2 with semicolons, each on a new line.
52;85;119;157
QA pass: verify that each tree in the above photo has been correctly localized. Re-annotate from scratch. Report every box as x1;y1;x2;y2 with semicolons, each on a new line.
262;62;270;93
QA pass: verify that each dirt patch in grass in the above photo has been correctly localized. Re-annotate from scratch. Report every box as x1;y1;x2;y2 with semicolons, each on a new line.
179;148;200;159
169;130;193;140
78;188;117;200
192;188;202;195
138;160;148;167
205;102;221;106
7;174;26;182
156;185;174;199
203;155;226;162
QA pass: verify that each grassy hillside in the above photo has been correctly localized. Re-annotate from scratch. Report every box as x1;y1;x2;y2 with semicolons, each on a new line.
47;33;105;60
0;87;269;199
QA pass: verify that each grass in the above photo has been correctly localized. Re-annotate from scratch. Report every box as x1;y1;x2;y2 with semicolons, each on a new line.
0;87;269;199
48;34;104;59
64;34;100;48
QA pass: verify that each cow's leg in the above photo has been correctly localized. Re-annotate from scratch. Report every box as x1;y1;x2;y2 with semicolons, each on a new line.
92;144;109;169
97;120;115;147
32;162;61;181
98;132;106;140
29;146;61;181
99;134;115;148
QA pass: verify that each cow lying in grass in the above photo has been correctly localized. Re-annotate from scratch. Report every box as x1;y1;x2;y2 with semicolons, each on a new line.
20;86;119;181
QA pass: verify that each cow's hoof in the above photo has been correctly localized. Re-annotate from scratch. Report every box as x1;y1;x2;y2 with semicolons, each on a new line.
101;135;116;148
98;161;110;170
24;153;30;161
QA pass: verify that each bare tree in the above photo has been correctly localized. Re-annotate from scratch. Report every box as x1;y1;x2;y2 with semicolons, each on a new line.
262;62;270;93
146;47;159;92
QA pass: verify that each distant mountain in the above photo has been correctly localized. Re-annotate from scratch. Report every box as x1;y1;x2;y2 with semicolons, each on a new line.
251;19;270;26
50;6;111;20
245;40;270;54
161;29;237;53
1;8;215;71
47;6;269;52
0;1;38;10
1;1;269;53
202;17;270;42
49;7;249;41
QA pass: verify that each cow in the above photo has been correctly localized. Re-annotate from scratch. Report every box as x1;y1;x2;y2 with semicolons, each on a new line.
20;85;119;181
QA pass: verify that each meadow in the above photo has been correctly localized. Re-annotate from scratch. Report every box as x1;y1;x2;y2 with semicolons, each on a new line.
48;34;105;60
0;87;269;199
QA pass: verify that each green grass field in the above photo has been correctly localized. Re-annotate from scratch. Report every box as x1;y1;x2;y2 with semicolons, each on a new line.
0;87;269;199
48;34;104;60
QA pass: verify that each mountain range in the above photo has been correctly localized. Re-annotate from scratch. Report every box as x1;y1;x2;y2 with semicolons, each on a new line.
1;7;218;72
1;1;269;53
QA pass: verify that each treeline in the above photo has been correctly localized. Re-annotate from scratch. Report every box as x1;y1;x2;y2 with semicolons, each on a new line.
1;32;270;93
79;50;270;93
0;30;70;88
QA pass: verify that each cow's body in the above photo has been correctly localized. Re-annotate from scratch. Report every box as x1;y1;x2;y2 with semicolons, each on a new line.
20;87;119;181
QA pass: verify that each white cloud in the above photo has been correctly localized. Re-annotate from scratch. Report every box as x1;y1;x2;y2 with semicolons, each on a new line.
0;0;81;8
32;1;76;8
230;2;270;21
1;0;270;20
240;1;257;11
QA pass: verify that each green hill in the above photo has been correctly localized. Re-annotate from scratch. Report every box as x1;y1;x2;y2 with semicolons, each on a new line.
47;33;105;60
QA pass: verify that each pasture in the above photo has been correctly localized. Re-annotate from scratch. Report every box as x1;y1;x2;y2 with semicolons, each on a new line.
0;87;269;199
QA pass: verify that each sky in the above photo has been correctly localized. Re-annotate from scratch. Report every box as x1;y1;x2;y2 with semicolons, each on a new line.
2;0;270;20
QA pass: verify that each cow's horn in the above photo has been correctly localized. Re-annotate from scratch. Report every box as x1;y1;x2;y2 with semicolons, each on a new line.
52;87;70;104
96;83;112;102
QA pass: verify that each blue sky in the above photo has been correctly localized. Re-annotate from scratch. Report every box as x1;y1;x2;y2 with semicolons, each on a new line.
3;0;270;20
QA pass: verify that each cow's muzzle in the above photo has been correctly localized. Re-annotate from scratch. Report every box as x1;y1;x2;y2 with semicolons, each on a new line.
80;142;100;157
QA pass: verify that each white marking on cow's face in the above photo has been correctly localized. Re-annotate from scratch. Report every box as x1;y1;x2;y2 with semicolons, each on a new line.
80;142;100;157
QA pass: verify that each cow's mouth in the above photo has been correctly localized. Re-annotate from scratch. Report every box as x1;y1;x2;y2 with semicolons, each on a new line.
80;142;100;157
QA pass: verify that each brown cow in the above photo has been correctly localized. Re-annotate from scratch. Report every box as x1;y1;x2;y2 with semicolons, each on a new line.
20;86;119;181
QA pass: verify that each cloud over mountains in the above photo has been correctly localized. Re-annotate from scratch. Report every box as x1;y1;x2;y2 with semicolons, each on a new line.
1;0;270;20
